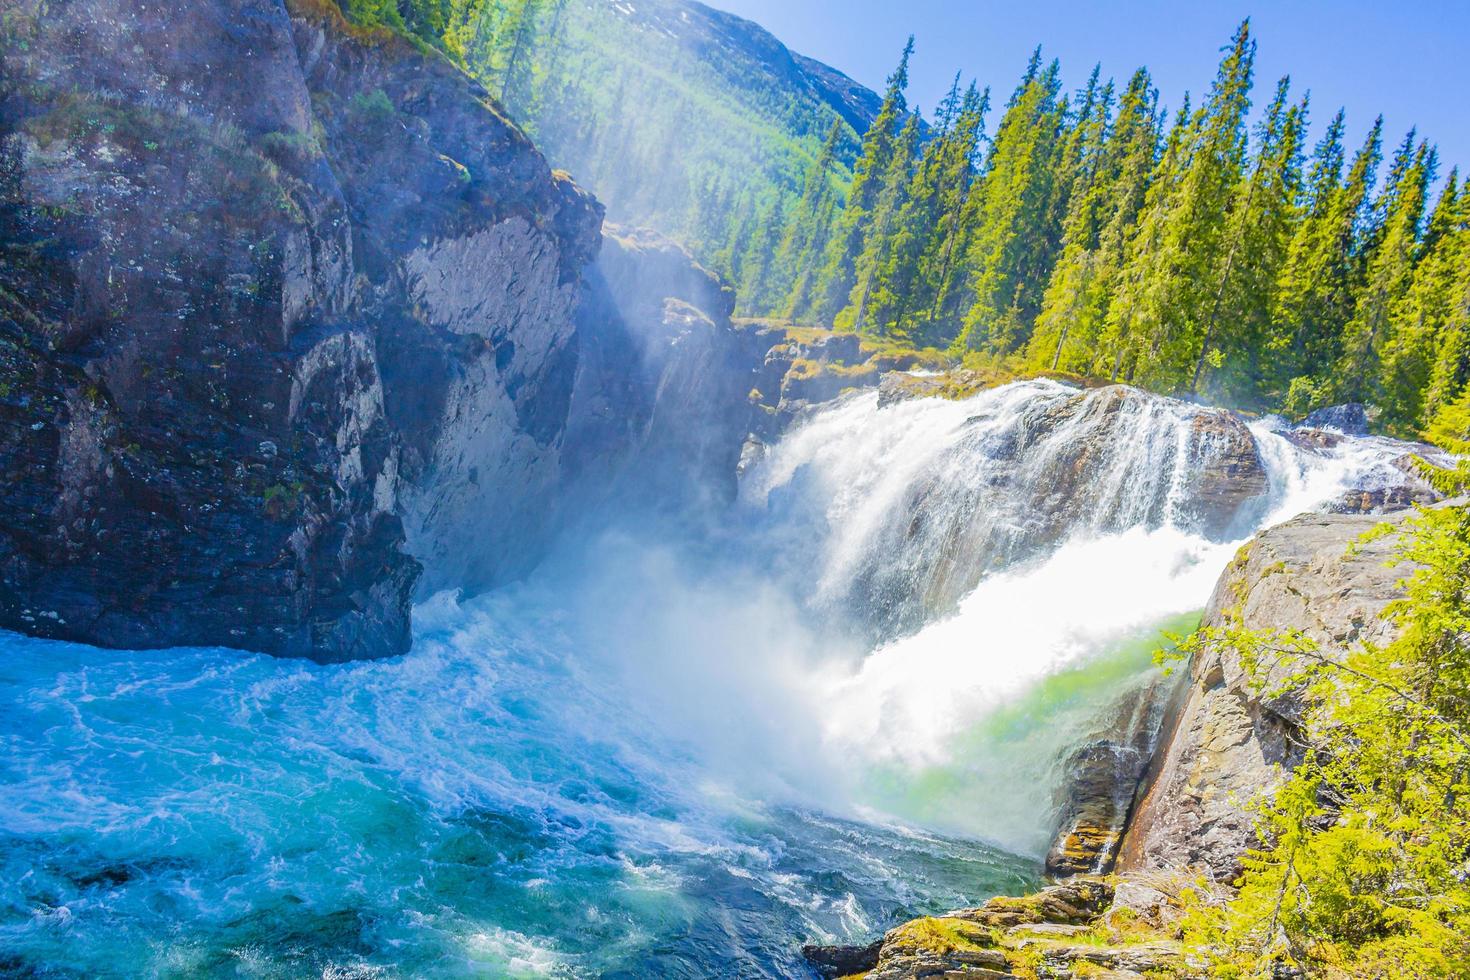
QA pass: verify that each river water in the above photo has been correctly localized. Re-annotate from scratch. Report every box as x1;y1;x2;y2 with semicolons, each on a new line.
0;381;1424;977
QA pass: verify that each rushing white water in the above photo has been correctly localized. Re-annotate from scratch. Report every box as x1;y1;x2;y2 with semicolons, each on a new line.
732;380;1430;851
0;378;1433;976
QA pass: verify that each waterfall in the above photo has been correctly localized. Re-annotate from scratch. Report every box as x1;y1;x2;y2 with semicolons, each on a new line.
0;378;1435;976
743;380;1425;636
736;379;1433;853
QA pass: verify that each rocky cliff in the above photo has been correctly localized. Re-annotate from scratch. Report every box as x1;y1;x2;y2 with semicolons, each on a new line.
805;508;1421;979
1116;508;1414;880
0;0;757;661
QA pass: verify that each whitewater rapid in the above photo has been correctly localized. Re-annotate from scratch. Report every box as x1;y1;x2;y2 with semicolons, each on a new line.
734;379;1424;849
0;379;1429;976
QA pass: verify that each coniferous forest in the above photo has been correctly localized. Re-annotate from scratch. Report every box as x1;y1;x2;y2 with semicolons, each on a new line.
360;0;1470;436
742;25;1468;434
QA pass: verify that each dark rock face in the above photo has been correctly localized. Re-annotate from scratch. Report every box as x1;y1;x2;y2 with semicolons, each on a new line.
562;225;769;511
801;938;883;979
0;0;750;660
1117;510;1414;880
1045;675;1175;878
1302;402;1371;435
1182;410;1272;533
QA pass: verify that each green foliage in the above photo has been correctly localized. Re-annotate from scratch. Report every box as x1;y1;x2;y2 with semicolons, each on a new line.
339;3;1469;433
1174;396;1470;976
426;0;867;295
806;37;915;325
761;18;1461;433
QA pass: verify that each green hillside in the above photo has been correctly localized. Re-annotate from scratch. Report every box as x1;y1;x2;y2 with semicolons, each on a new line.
339;0;883;302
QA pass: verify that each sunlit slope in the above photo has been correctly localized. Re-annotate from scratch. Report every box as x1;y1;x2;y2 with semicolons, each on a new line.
484;0;879;250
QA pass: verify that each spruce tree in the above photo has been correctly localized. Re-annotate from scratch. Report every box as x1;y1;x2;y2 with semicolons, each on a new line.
953;54;1066;353
838;112;922;333
1271;108;1348;405
1105;20;1255;392
494;0;545;112
737;193;786;316
1101;94;1192;382
1378;168;1461;426
857;80;989;338
1029;67;1159;373
1423;229;1470;422
776;120;845;321
917;84;990;338
1334;135;1435;407
1195;77;1307;401
805;38;914;326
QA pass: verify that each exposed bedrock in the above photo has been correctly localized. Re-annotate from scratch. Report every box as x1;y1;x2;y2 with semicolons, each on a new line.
842;383;1272;639
1116;509;1415;881
0;0;754;660
1044;674;1175;879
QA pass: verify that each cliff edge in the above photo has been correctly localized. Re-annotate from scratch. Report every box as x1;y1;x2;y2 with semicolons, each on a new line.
0;0;755;661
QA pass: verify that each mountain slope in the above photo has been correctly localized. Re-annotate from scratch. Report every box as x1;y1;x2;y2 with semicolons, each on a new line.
478;0;881;263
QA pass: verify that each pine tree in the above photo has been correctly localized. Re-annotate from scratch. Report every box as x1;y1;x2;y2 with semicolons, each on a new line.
1334;135;1435;407
953;52;1066;353
1378;168;1461;426
737;193;786;315
805;38;914;326
1270;109;1351;406
1029;67;1159;373
1105;20;1255;392
838;112;922;332
775;120;844;321
916;84;990;339
855;80;989;338
494;0;545;112
1101;95;1192;381
1195;77;1307;401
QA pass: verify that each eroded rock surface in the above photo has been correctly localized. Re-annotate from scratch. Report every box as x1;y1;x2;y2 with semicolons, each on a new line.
1045;675;1175;877
0;0;754;660
804;879;1182;979
1117;510;1414;880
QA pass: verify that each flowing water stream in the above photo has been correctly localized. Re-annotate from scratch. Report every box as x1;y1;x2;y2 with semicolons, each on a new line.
0;380;1429;977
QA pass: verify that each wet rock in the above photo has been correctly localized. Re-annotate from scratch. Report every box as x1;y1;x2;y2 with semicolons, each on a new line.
1327;451;1442;514
1329;484;1440;514
1045;676;1174;877
865;916;1014;980
1282;426;1341;452
1018;386;1268;542
563;226;770;511
802;938;883;978
780;358;885;406
1118;510;1416;880
1181;410;1271;533
737;435;767;479
877;369;992;408
949;880;1115;930
1302;403;1371;435
830;880;1125;980
0;0;748;660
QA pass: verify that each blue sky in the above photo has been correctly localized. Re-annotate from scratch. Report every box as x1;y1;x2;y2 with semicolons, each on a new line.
713;0;1470;181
